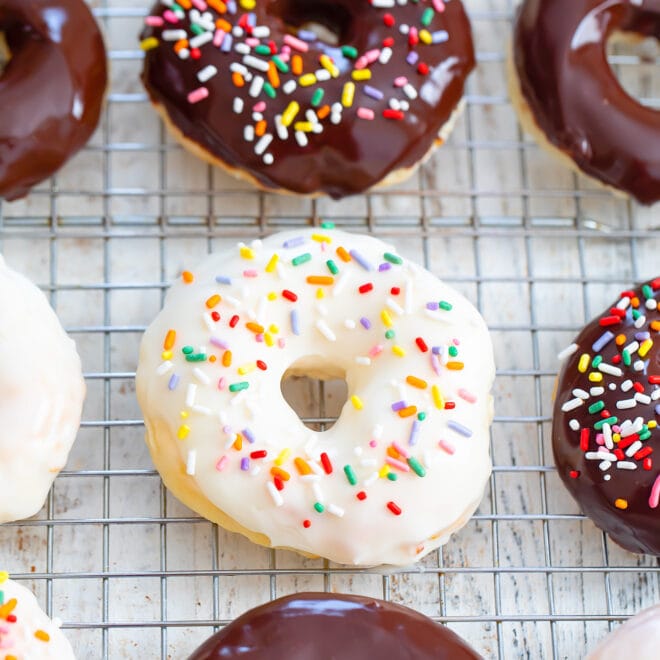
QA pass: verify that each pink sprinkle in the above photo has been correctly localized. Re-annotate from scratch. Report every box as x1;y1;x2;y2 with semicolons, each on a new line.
283;34;309;52
439;440;455;455
144;16;164;27
453;338;461;345
649;475;660;509
458;388;477;404
278;338;286;348
191;0;207;9
245;37;260;47
216;455;228;471
256;334;264;343
243;269;258;277
280;47;291;58
218;377;226;390
369;344;384;357
433;0;446;11
394;76;408;87
354;56;368;70
365;49;380;63
431;353;441;376
188;87;209;104
163;10;179;24
392;441;410;459
253;101;266;112
357;107;375;120
596;433;605;446
369;440;378;448
213;29;225;47
386;457;410;472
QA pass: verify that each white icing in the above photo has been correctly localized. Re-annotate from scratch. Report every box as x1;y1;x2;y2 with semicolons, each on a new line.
588;604;660;660
0;256;85;523
0;576;75;658
136;229;495;566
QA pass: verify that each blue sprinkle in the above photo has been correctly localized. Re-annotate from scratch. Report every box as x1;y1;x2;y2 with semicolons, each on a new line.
360;317;371;330
215;275;232;285
592;331;614;353
283;236;305;249
297;29;318;41
242;428;256;443
291;309;300;336
349;249;373;271
448;421;473;438
168;374;180;390
409;420;421;446
221;34;233;52
247;12;256;27
364;85;384;100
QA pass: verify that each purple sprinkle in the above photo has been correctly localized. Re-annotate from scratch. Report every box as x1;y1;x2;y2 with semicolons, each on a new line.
349;249;373;271
240;457;250;471
592;331;615;353
432;346;443;355
391;400;407;412
409;420;421;446
226;0;236;13
364;85;384;100
247;12;256;27
431;353;441;376
426;302;439;311
360;317;372;330
242;428;256;443
406;51;419;65
283;236;305;249
221;33;233;52
635;331;651;341
215;275;232;285
210;337;229;350
378;263;392;272
223;425;232;434
656;404;660;415
168;374;180;390
448;421;473;438
291;309;300;335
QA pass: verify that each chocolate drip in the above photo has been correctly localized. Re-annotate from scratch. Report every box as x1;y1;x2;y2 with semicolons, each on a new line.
553;279;660;555
140;1;475;199
188;592;482;659
0;0;107;201
513;0;660;205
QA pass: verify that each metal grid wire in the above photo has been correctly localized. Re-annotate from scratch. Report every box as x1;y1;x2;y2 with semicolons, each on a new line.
0;1;659;658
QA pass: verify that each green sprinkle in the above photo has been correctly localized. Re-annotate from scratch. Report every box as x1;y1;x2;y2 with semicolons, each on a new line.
633;309;641;320
387;472;398;481
254;45;271;55
588;401;605;414
417;412;426;421
591;355;603;368
311;88;324;107
314;502;325;513
594;416;617;430
623;349;631;366
229;381;249;392
263;82;276;99
320;221;335;229
292;253;312;266
385;329;395;340
448;346;458;357
383;252;403;265
643;284;653;299
0;590;4;605
190;23;204;35
185;353;207;362
640;429;652;441
439;301;453;311
341;45;358;59
407;457;426;477
272;55;289;73
343;465;357;486
421;7;434;26
182;346;194;355
326;259;339;275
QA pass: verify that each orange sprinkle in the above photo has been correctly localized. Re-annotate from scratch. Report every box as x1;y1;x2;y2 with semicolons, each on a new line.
317;104;331;119
163;329;176;350
446;361;465;371
174;39;189;54
651;321;660;332
267;60;280;88
209;355;217;363
631;296;640;308
398;405;417;418
255;119;267;137
336;246;351;263
209;0;227;13
205;294;221;309
271;467;291;481
178;0;192;8
294;457;312;475
233;435;243;451
387;446;401;459
406;375;428;389
246;322;264;334
222;350;232;367
6;655;17;660
0;598;17;619
232;71;245;87
614;498;628;510
182;270;194;284
615;333;627;346
292;54;303;75
306;275;334;286
216;18;231;31
34;630;50;642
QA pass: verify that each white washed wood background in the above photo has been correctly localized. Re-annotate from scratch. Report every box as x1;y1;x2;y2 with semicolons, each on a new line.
0;1;658;658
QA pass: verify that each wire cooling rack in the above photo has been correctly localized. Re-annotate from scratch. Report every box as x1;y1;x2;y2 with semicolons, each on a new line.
0;1;659;658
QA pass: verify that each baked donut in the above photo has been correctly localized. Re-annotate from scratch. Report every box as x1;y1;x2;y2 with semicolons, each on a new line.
510;0;660;205
588;604;660;660
0;255;86;523
139;0;475;198
0;0;107;201
188;592;482;660
136;228;495;566
553;278;660;555
0;572;75;659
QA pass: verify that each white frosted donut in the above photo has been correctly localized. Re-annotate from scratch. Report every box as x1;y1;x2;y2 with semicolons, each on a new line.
136;228;495;566
0;573;75;658
588;605;660;660
0;255;85;523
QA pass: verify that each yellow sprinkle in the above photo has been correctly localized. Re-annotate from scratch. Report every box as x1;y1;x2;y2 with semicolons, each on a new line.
267;291;277;301
381;309;393;327
614;498;628;510
239;0;256;9
352;69;371;81
294;121;314;132
206;294;221;309
311;233;332;243
238;363;256;376
269;324;279;334
281;102;300;127
378;465;390;478
140;37;159;51
0;571;8;584
180;410;189;419
319;54;339;77
351;395;364;410
648;421;657;429
265;253;279;273
638;339;653;357
299;73;317;87
392;345;406;357
316;288;325;299
161;350;173;360
432;385;444;409
578;353;590;373
177;425;190;440
294;457;312;475
342;81;355;107
265;332;274;347
240;246;255;260
275;449;291;466
34;630;50;642
419;29;432;45
588;372;603;382
613;433;621;443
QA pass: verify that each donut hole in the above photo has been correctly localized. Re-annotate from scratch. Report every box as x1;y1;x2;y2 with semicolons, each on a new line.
607;31;660;109
280;357;348;432
268;1;354;47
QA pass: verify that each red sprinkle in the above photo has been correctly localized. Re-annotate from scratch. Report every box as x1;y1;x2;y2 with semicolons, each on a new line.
569;470;580;479
417;62;429;75
211;311;221;322
383;13;395;27
359;283;374;294
303;519;311;528
256;360;267;371
599;315;622;327
633;382;645;393
229;315;239;328
282;289;298;302
415;337;428;353
273;476;284;491
190;47;201;60
444;401;456;410
357;491;367;501
613;448;625;461
580;428;590;451
250;450;267;459
387;501;402;516
382;36;395;47
6;614;16;623
634;446;653;460
650;376;660;385
320;452;333;474
383;109;405;120
643;457;653;470
391;286;400;295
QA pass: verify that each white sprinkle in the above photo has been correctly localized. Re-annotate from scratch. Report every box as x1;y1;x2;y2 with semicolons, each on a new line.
333;272;351;297
364;472;379;487
244;125;255;142
617;461;637;470
185;383;197;408
197;64;218;82
386;298;405;316
316;320;336;342
635;392;651;405
186;450;197;475
598;363;623;377
573;388;590;400
266;481;284;507
561;397;584;412
327;503;345;518
557;343;579;360
283;80;297;94
275;114;288;140
616;398;637;409
312;482;325;504
355;356;371;366
254;133;273;156
569;419;580;431
193;367;211;385
372;424;384;439
295;130;308;147
621;379;633;392
249;75;264;98
189;31;213;48
243;54;269;72
344;319;357;329
590;387;605;396
192;404;212;416
156;360;173;375
626;441;643;457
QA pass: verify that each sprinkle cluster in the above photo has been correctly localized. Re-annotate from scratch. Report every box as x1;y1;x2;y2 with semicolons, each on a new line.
154;225;482;536
142;0;454;166
0;572;53;659
558;279;660;511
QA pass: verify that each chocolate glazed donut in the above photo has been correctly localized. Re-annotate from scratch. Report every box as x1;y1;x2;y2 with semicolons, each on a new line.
0;0;107;201
553;279;660;555
140;0;475;199
512;0;660;205
188;593;482;659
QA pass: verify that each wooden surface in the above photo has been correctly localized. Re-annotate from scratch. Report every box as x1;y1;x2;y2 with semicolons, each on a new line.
0;1;658;658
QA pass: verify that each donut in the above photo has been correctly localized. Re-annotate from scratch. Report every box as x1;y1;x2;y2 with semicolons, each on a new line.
509;0;660;205
139;0;475;198
189;592;482;659
0;0;107;201
0;572;75;659
587;604;660;660
0;255;86;523
136;228;495;566
553;278;660;555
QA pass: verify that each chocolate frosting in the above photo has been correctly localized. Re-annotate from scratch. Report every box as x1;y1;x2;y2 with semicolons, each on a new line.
0;0;107;201
188;592;482;660
140;0;475;199
513;0;660;205
553;279;660;555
